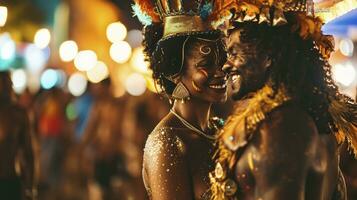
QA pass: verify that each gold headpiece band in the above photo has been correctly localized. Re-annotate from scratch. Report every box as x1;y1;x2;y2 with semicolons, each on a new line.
163;15;208;37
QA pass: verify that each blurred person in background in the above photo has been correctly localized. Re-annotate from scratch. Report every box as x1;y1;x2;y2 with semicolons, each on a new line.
0;71;36;200
119;92;170;200
133;0;228;199
34;88;68;197
73;83;94;143
81;78;129;200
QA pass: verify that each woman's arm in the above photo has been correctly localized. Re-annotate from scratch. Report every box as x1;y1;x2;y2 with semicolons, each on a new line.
143;130;194;200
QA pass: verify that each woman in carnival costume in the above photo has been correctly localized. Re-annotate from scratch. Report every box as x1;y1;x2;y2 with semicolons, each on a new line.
132;0;228;199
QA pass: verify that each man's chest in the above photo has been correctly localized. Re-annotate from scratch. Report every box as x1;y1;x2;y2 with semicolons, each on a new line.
232;144;260;198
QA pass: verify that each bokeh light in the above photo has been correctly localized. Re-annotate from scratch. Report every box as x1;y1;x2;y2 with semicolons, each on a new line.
0;37;16;60
27;75;40;94
24;44;48;73
106;22;127;43
86;61;109;83
110;41;132;64
34;28;51;49
66;103;78;121
0;33;16;71
74;50;97;71
145;76;160;93
40;69;58;89
68;72;88;96
125;73;147;96
332;62;356;87
339;38;354;57
11;69;27;94
0;6;8;27
56;69;67;88
127;29;143;48
114;85;126;98
59;40;78;62
130;47;149;73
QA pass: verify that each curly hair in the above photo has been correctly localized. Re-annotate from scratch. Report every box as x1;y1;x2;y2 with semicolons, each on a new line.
230;12;356;136
142;24;224;96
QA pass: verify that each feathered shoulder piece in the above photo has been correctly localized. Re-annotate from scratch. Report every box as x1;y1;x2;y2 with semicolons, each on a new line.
220;84;291;151
209;84;291;199
329;96;357;156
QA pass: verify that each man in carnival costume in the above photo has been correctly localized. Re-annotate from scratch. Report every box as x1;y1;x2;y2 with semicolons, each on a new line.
132;0;228;199
209;0;357;199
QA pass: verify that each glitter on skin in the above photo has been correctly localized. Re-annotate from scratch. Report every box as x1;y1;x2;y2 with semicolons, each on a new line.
142;127;186;199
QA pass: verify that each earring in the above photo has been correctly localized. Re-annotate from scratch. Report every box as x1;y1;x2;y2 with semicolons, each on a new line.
192;80;202;92
172;82;190;103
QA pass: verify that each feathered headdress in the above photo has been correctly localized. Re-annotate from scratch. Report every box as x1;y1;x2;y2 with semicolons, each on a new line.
132;0;160;26
132;0;225;38
209;0;356;59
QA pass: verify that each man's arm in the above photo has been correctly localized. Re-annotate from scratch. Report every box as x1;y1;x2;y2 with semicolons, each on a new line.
144;131;194;200
253;105;318;200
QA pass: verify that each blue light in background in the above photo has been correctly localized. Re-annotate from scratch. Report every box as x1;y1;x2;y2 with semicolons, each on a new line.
323;9;357;37
0;33;16;71
40;69;58;89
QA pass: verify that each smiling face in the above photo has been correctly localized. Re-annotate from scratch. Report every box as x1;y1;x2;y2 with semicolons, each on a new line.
224;28;271;100
179;37;228;103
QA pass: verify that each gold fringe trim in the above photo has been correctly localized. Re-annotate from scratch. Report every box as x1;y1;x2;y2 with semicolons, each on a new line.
211;1;337;61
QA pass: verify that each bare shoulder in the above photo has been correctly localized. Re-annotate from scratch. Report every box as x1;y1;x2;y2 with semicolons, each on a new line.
143;126;194;198
260;104;318;143
246;104;322;199
256;104;318;160
144;127;186;162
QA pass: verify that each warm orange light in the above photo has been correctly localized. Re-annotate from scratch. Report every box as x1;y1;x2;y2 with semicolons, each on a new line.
86;61;109;83
74;50;98;71
130;47;149;73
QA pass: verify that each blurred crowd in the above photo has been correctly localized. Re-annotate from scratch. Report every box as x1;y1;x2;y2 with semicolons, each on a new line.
18;78;171;200
1;74;357;200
